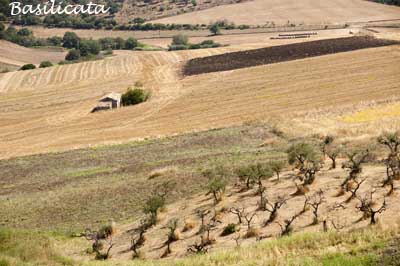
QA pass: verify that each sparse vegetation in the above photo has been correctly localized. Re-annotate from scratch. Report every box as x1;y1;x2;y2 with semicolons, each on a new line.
378;131;400;195
356;191;387;225
341;149;369;188
306;190;325;225
209;23;221;35
221;223;237;236
84;224;115;260
130;219;147;259
326;145;341;169
236;163;272;192
278;212;301;236
206;175;227;204
262;196;287;226
143;195;165;226
269;160;286;181
288;142;322;188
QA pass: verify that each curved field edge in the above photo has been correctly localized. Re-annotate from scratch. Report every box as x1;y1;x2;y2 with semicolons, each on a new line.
0;225;399;266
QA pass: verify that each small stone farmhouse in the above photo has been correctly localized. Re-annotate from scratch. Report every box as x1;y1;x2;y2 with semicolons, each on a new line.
91;92;122;113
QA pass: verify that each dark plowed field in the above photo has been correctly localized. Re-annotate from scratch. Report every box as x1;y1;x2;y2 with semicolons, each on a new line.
183;36;399;76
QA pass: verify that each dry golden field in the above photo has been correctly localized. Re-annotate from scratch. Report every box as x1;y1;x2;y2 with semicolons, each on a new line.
0;36;399;159
152;0;400;25
0;40;66;68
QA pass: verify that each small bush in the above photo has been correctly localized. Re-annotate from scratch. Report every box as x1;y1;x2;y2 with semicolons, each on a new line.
206;176;227;204
209;23;221;35
143;195;165;225
121;88;150;106
244;228;259;238
172;34;189;46
98;223;116;239
221;223;237;236
125;37;138;49
39;61;53;68
65;49;81;61
19;64;36;70
169;44;188;51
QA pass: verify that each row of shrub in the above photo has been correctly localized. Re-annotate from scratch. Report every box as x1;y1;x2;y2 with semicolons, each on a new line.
0;23;141;50
19;61;53;71
0;25;63;47
115;21;250;32
168;34;222;51
2;8;250;32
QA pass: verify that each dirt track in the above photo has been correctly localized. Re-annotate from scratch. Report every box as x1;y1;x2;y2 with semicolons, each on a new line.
183;36;399;75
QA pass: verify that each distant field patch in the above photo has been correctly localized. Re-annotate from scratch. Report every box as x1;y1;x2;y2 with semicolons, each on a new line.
342;103;400;123
183;36;399;75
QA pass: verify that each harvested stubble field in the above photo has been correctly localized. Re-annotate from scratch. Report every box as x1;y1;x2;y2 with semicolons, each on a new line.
0;38;399;159
0;40;66;67
152;0;400;25
183;36;400;75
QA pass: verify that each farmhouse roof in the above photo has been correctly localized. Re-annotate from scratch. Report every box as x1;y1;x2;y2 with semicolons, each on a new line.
100;92;121;101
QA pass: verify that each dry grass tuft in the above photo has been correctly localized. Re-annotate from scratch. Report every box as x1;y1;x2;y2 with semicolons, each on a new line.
292;185;310;196
244;228;260;239
148;166;178;180
182;219;196;232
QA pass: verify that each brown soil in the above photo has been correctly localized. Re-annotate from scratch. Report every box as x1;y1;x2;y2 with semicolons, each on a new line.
183;36;399;75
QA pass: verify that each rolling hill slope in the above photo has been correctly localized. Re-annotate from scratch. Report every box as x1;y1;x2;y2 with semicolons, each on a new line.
152;0;400;25
0;40;399;159
0;40;66;68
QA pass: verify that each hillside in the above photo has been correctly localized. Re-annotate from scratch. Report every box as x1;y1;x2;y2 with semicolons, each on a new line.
115;0;249;23
152;0;400;25
1;110;400;264
0;40;66;68
0;34;399;159
1;3;400;263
